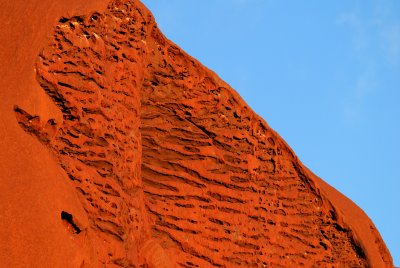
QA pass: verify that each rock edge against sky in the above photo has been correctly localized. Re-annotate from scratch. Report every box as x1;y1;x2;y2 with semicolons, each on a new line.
0;0;393;267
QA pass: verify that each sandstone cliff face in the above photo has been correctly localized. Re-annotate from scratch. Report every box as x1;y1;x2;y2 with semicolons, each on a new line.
0;0;393;267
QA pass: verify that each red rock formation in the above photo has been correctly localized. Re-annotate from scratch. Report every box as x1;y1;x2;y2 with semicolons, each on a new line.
0;0;393;267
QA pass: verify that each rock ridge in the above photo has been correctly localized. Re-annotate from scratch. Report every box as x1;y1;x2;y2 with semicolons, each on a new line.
0;0;393;267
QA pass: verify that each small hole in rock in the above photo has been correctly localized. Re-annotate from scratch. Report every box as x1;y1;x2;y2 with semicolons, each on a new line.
59;17;69;23
61;211;81;234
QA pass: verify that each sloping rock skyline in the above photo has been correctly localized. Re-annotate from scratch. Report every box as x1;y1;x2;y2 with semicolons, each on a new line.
0;0;393;267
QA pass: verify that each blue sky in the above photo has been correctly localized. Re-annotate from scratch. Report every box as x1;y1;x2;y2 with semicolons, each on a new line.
141;0;400;264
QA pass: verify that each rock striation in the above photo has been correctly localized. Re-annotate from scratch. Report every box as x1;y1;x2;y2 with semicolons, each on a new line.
0;0;394;267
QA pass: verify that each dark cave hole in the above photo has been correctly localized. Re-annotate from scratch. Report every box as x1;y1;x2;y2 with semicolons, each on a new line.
61;211;81;234
58;17;69;23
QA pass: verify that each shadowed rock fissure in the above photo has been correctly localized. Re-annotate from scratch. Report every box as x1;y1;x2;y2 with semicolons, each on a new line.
61;211;81;234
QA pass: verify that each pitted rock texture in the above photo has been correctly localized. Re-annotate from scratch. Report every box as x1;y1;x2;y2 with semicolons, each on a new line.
14;2;151;266
4;0;393;267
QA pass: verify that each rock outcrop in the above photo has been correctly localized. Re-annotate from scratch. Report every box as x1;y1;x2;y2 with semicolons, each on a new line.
0;0;393;267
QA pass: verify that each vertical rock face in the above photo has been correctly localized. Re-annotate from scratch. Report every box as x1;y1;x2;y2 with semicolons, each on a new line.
0;0;393;267
14;2;150;266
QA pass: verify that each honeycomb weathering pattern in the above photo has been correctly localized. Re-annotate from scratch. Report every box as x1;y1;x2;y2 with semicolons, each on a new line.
10;0;393;267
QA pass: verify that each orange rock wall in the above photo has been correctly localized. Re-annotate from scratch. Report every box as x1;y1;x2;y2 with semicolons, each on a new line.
0;0;393;267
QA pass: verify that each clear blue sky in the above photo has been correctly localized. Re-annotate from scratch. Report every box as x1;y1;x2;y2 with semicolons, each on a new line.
141;0;400;264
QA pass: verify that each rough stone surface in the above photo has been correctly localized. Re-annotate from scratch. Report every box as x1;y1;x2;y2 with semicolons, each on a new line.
0;0;393;267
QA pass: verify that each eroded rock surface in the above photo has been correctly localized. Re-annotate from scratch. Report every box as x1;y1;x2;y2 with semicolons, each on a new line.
1;0;393;267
